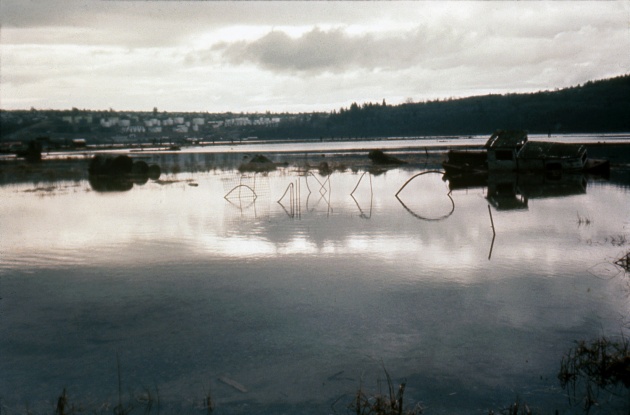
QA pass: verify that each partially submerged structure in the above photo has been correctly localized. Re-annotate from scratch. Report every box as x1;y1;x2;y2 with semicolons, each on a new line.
485;130;589;172
443;130;609;175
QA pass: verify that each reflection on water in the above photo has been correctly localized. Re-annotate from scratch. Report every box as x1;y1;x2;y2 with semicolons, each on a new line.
1;165;630;414
448;171;591;212
396;170;455;221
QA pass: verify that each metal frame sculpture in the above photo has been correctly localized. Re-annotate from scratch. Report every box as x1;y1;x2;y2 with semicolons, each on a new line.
394;170;455;221
278;179;302;218
350;171;373;219
224;174;258;201
304;172;332;215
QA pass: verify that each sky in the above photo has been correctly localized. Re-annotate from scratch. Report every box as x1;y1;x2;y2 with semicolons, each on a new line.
1;1;629;113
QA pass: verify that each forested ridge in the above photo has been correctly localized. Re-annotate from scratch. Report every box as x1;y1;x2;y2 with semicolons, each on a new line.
2;74;628;142
257;74;630;139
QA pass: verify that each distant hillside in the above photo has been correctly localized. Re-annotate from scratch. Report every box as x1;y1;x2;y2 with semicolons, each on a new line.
257;74;630;139
2;74;628;143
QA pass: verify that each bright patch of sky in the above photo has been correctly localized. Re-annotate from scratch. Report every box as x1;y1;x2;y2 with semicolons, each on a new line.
1;1;628;113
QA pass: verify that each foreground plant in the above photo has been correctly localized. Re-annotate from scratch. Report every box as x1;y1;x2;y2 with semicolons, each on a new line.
488;397;534;415
349;368;423;415
558;336;630;412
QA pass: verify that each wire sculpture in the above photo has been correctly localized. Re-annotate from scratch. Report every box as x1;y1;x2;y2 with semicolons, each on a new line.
394;170;455;221
305;172;332;215
278;180;301;218
224;184;258;201
224;174;258;200
350;171;373;219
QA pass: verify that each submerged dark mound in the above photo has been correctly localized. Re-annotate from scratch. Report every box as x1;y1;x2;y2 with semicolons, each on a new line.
239;154;277;172
368;149;406;165
88;155;160;180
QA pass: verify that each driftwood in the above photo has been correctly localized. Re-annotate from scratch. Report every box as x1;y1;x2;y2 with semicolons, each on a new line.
218;376;248;393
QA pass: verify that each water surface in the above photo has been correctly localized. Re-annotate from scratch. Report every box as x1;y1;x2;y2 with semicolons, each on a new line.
1;162;629;414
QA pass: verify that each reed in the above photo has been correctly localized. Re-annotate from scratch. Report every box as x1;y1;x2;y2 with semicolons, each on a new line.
54;388;67;415
576;212;591;226
487;398;533;415
610;235;628;247
204;387;213;415
349;367;423;415
558;336;630;412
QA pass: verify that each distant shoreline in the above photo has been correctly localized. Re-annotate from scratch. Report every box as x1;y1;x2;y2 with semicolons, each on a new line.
1;136;629;187
3;133;630;161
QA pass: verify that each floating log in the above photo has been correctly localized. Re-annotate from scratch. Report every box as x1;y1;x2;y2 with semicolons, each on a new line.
218;376;248;393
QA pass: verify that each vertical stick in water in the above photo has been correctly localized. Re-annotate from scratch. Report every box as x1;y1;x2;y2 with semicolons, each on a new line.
488;205;496;260
297;178;301;219
488;234;496;261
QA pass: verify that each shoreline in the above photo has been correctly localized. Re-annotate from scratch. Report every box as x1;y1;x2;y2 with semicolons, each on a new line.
3;133;630;158
1;140;629;187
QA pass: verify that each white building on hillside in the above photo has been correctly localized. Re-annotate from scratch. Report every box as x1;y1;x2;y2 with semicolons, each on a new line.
225;117;252;127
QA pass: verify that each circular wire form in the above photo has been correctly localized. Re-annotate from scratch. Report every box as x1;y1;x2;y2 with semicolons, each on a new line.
395;170;455;221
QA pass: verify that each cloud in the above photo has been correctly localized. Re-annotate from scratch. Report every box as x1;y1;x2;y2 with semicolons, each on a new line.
0;1;418;28
0;1;427;48
204;7;630;80
209;26;466;75
1;1;628;112
218;28;368;73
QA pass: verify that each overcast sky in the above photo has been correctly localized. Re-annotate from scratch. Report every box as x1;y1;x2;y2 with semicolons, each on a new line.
1;1;629;113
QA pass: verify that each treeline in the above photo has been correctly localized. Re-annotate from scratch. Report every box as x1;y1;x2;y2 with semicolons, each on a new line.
253;74;630;139
3;74;628;141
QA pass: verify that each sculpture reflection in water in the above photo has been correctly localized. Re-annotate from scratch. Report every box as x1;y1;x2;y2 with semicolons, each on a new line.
222;167;593;228
280;172;333;218
226;170;378;220
224;171;336;220
446;170;592;260
350;171;373;219
222;173;270;221
304;172;332;216
277;178;301;218
395;170;455;221
393;169;500;257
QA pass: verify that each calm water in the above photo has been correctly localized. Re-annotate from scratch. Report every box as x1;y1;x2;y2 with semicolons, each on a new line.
1;159;630;414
